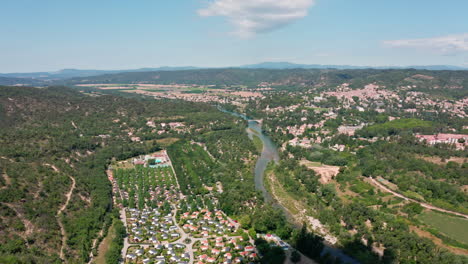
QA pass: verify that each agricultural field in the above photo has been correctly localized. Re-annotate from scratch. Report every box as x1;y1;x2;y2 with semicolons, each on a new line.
417;211;468;245
74;83;264;104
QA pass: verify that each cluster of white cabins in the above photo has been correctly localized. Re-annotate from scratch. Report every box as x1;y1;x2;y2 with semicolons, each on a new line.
109;151;260;264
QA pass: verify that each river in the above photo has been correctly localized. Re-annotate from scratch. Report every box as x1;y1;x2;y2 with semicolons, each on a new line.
219;107;360;264
217;109;279;202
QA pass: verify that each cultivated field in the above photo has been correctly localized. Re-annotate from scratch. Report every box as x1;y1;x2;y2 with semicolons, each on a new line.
418;211;468;245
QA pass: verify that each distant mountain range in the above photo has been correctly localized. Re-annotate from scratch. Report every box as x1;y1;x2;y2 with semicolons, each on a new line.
0;66;199;80
1;62;467;82
240;62;468;71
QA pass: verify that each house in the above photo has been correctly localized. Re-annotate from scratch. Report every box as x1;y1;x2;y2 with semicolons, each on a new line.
264;234;281;242
216;241;225;248
234;257;243;263
200;245;209;251
126;253;137;260
416;134;468;150
170;256;181;262
155;244;164;250
245;246;255;252
135;248;145;256
222;247;231;252
175;243;186;249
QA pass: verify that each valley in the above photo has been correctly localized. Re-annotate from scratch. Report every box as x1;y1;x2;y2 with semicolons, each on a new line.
3;2;468;264
1;68;468;264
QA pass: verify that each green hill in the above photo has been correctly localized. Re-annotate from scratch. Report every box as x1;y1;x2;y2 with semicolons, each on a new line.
0;85;242;263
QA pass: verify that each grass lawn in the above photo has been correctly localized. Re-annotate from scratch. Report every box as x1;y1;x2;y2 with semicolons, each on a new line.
155;137;180;147
417;210;468;245
299;159;322;167
252;135;263;152
112;161;135;169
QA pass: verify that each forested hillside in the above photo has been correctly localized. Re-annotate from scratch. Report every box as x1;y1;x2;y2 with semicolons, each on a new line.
0;86;244;263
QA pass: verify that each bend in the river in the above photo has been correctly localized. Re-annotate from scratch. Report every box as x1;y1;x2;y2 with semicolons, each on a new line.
219;107;359;264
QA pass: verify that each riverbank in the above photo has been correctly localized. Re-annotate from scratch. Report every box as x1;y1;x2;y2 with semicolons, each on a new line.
252;134;264;153
220;108;359;264
264;168;308;225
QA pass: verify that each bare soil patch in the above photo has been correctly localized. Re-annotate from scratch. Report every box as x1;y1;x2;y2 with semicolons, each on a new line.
231;91;264;98
300;160;340;184
418;155;467;165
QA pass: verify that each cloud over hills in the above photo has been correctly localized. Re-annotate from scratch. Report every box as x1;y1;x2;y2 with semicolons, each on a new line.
384;33;468;55
198;0;315;38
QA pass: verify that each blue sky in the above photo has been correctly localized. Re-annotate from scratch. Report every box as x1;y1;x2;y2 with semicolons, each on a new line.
1;0;467;72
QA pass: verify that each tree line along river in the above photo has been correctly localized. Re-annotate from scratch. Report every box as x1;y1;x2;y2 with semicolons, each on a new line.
218;107;359;264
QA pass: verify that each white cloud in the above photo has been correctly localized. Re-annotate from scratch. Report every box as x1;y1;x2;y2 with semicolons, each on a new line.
384;33;468;55
198;0;315;38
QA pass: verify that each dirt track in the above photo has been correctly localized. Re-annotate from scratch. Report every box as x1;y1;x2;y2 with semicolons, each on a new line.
369;177;468;219
47;163;76;262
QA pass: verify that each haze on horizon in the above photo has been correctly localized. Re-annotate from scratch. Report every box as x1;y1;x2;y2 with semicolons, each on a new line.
1;0;467;72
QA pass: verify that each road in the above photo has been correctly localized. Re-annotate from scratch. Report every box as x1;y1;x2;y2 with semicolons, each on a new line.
120;208;131;261
369;177;468;219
